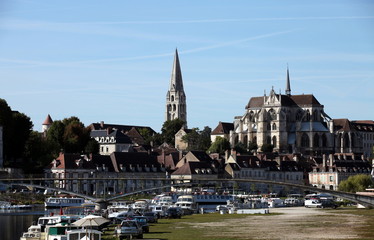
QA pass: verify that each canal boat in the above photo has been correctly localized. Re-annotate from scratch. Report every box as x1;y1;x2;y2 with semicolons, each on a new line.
175;195;196;214
45;197;86;208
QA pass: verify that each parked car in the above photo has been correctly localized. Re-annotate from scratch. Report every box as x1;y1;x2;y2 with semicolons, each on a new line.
143;212;158;223
115;220;143;239
166;207;183;219
132;216;150;233
304;199;322;208
320;200;338;209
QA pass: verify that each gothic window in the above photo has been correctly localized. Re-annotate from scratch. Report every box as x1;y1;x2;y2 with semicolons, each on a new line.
301;133;310;147
249;111;255;122
268;109;276;120
272;123;277;130
322;134;327;147
253;136;257;143
344;133;350;148
272;136;277;148
296;110;302;121
168;104;171;111
313;134;320;147
313;110;319;121
171;95;174;101
305;110;311;122
173;104;176;111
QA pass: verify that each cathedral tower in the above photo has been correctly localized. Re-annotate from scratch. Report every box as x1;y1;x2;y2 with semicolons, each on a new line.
165;49;187;125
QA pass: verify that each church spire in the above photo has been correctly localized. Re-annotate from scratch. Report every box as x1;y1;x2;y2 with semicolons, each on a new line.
169;49;184;91
285;65;291;96
165;49;187;125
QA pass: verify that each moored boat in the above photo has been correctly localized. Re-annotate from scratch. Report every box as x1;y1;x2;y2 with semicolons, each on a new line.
45;197;88;208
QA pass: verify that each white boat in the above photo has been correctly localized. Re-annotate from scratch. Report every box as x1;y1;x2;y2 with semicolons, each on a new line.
108;207;134;219
149;204;168;218
45;197;87;208
20;225;42;240
193;194;234;204
175;195;196;214
66;229;102;240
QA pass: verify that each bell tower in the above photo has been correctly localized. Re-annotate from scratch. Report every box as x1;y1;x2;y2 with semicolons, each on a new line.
165;49;187;125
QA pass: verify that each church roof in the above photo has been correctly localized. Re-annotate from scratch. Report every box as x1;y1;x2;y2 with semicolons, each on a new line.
211;122;234;135
246;94;321;109
43;114;53;125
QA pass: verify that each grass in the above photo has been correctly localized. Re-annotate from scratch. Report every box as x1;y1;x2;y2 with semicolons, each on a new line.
102;208;374;240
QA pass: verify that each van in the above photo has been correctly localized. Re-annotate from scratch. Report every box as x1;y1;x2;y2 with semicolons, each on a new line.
304;199;322;208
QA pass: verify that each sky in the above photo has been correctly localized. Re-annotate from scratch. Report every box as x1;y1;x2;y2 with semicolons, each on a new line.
0;0;373;133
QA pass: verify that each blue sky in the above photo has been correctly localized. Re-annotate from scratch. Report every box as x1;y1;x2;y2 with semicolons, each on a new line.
0;0;373;132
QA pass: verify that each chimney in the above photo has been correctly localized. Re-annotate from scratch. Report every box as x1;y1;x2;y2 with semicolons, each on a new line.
100;121;104;128
107;127;112;135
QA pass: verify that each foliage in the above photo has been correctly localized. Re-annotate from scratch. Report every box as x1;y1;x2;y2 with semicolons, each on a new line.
208;136;231;155
138;127;154;146
0;99;33;167
181;126;212;151
234;142;247;154
46;116;91;155
338;174;373;193
247;141;258;152
84;139;100;154
261;143;274;153
160;118;186;146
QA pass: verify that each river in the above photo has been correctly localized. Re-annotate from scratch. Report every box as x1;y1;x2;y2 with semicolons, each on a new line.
0;206;55;240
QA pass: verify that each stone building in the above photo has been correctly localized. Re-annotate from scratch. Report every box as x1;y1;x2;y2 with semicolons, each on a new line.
165;49;187;125
308;153;372;190
228;68;334;155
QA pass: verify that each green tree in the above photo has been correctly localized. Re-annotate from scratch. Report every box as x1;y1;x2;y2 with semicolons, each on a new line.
248;141;258;153
160;118;186;145
46;120;65;155
84;139;100;154
63;119;91;153
138;127;154;146
261;143;274;153
338;174;373;193
182;126;212;151
234;142;248;154
208;136;231;155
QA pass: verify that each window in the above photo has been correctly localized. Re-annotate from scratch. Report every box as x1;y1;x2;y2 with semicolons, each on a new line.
272;123;277;130
313;134;320;147
322;134;327;147
301;133;310;147
329;176;334;182
272;136;277;148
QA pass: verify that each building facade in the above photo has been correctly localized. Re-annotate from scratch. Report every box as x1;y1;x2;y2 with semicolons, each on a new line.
165;49;187;124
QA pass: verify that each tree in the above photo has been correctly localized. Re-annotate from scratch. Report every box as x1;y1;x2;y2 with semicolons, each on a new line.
248;141;258;153
208;136;231;155
338;174;373;193
160;119;186;145
46;120;65;155
138;127;154;146
182;128;200;150
261;143;274;153
85;139;100;154
234;142;248;154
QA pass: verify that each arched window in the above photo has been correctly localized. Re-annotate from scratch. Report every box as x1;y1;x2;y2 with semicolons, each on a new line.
313;110;319;121
313;134;320;147
268;109;276;120
344;133;350;148
322;134;327;147
296;110;302;121
272;123;277;130
173;104;176;111
305;110;311;122
272;136;277;148
171;95;174;101
301;133;310;147
249;111;255;122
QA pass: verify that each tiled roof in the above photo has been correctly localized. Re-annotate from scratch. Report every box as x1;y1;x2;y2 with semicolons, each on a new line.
333;119;355;132
43;114;53;125
211;122;234;135
49;153;96;170
172;161;217;175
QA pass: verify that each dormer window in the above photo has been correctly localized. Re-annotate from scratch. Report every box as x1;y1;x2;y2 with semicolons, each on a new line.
195;168;200;174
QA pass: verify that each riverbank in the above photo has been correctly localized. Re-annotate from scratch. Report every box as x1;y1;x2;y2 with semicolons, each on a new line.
120;207;374;240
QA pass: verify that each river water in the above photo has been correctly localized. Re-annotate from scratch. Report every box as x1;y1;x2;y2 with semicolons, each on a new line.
0;207;54;240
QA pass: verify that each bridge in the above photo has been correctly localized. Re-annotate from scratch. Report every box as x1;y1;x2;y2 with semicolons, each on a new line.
1;177;374;208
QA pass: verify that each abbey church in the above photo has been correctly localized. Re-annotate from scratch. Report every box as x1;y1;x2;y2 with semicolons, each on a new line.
212;69;373;158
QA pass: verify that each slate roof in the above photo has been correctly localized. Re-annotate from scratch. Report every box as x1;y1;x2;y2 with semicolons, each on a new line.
89;122;156;135
211;122;234;135
90;129;133;144
109;152;161;173
49;153;96;170
246;94;321;109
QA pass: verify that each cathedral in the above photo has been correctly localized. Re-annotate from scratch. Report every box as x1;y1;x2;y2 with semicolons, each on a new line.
220;68;369;156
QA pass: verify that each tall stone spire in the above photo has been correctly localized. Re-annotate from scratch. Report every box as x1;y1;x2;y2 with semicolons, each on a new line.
285;65;291;96
165;49;187;125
